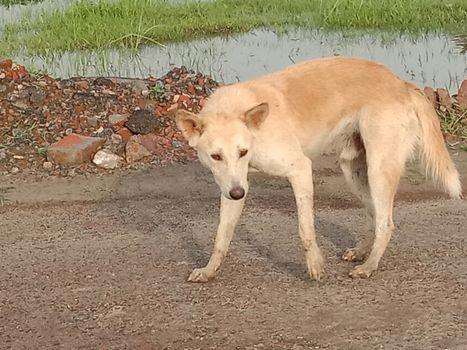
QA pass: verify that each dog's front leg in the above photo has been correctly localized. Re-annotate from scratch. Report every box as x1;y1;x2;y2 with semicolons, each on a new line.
288;162;324;281
188;195;245;283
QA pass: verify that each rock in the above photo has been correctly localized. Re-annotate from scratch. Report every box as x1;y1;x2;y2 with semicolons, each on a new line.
109;133;125;155
11;167;19;174
130;80;148;95
125;136;152;163
0;59;13;71
456;80;467;109
111;133;123;144
423;87;437;107
92;77;114;88
92;149;122;169
47;134;105;166
77;80;89;90
109;114;128;126
436;88;453;110
116;128;133;144
0;151;6;160
29;88;47;104
94;127;113;138
125;109;159;134
87;116;99;127
43;161;53;170
130;133;164;154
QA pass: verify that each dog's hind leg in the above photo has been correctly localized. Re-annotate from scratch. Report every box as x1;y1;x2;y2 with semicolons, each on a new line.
188;195;244;282
348;117;413;278
288;157;324;281
339;137;374;262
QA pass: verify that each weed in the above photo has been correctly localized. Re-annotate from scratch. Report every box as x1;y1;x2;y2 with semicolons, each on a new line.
27;66;49;80
438;107;467;146
149;81;166;101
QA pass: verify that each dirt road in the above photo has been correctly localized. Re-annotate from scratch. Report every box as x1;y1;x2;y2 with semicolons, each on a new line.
1;153;466;350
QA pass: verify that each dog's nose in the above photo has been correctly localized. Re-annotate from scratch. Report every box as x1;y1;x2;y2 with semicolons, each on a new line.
229;187;245;200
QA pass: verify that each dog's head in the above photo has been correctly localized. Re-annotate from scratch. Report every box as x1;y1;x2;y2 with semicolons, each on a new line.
175;103;269;200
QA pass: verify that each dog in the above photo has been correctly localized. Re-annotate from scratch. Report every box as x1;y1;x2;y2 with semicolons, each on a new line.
175;56;462;282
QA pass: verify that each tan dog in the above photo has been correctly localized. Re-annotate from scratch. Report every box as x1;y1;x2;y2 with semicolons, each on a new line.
176;57;462;282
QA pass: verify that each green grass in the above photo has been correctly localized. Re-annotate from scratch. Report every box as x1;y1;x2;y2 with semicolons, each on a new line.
0;0;42;5
1;0;466;55
439;108;467;146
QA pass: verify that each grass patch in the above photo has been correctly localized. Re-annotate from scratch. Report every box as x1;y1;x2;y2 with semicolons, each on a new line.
1;0;466;55
0;0;42;5
439;108;467;146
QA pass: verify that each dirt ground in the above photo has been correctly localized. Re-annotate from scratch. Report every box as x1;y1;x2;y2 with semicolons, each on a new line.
1;152;467;350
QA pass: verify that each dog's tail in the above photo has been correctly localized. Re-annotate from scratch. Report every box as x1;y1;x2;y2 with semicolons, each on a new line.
409;84;462;199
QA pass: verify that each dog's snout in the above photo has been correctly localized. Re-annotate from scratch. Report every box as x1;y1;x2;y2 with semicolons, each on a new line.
229;186;245;200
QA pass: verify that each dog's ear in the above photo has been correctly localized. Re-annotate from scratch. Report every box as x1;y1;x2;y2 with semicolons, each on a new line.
242;102;269;129
175;110;203;146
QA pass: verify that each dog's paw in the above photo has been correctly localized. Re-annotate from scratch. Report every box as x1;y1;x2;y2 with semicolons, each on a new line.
342;248;367;262
306;250;325;281
187;267;215;283
349;264;375;279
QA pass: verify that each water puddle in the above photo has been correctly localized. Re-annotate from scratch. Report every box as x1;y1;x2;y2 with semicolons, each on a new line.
0;0;76;28
1;1;466;91
9;29;465;92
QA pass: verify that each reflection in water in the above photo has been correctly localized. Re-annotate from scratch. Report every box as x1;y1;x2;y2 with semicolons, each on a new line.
454;35;467;54
12;29;466;92
0;0;76;28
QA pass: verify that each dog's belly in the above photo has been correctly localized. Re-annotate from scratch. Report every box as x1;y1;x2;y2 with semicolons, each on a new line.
301;115;359;159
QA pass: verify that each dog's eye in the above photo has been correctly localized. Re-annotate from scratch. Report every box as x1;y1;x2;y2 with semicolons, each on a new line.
239;149;248;158
211;154;222;161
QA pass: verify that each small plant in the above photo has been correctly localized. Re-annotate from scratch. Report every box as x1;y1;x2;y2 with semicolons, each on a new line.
149;81;166;101
36;147;47;158
438;107;467;148
27;66;49;80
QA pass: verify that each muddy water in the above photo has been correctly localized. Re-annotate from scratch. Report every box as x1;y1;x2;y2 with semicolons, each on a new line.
1;2;466;91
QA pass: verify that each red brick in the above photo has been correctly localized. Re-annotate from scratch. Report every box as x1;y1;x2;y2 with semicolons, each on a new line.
456;80;467;109
0;59;13;71
47;134;105;166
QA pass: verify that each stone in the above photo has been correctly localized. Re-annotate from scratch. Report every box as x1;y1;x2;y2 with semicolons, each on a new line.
116;128;133;144
11;167;19;174
109;114;128;126
109;133;125;155
130;133;164;154
29;88;47;104
125;109;159;134
92;149;122;169
47;134;105;166
436;88;453;109
0;59;13;71
456;80;467;109
130;79;148;95
92;77;114;88
423;87;437;107
125;136;152;163
43;161;53;170
87;116;99;127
